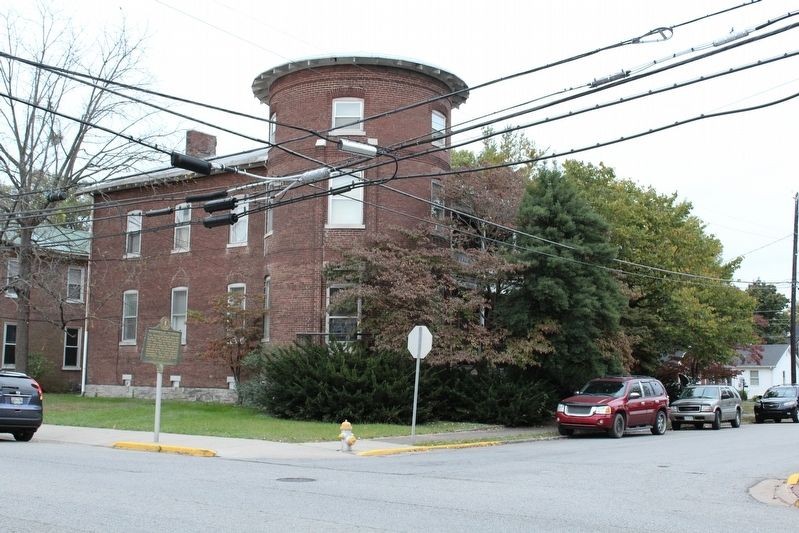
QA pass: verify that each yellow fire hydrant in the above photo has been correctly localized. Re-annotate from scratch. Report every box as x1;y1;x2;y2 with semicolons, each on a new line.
338;420;357;452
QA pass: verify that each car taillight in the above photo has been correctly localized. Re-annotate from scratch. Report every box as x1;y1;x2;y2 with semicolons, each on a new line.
31;379;43;401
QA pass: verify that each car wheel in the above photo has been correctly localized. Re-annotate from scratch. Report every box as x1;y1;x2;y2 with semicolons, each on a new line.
755;415;764;424
608;413;625;438
672;421;682;431
792;409;799;423
731;409;741;428
13;431;34;442
651;410;667;435
557;425;574;437
712;410;722;430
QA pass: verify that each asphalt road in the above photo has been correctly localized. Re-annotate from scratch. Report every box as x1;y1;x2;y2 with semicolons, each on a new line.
2;423;799;532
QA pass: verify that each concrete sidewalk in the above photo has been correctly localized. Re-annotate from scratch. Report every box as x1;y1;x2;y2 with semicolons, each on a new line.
30;424;557;460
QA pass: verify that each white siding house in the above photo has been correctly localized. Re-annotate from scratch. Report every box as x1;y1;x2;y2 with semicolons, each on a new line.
733;344;798;397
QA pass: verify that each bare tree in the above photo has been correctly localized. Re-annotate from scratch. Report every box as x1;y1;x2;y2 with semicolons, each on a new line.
0;3;160;371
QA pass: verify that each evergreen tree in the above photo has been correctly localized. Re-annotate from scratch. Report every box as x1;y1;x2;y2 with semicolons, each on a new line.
494;167;626;392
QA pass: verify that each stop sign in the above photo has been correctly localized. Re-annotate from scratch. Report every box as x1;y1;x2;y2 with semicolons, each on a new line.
407;325;432;359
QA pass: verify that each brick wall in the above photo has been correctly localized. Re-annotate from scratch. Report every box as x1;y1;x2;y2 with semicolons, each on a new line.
0;250;87;390
86;58;464;390
87;174;268;389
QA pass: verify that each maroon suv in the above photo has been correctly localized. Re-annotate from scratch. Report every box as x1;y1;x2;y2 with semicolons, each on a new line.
556;376;670;438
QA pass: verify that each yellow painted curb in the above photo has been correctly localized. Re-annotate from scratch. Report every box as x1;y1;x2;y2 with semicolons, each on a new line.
787;473;799;486
357;440;502;457
113;441;216;457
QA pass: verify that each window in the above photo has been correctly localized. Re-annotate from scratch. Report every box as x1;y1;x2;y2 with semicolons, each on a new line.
227;283;246;309
326;286;360;342
2;323;16;368
229;199;248;246
721;388;733;400
125;211;142;257
173;203;191;252
750;370;760;386
227;283;246;335
327;171;364;227
63;327;81;369
171;287;188;344
5;258;19;298
331;98;364;135
642;382;654;397
121;290;138;344
67;266;84;302
628;381;643;397
263;276;271;341
431;180;445;220
431;110;446;147
268;112;277;146
265;198;274;236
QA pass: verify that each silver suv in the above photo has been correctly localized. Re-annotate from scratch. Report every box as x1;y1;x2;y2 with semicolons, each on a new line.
670;384;741;430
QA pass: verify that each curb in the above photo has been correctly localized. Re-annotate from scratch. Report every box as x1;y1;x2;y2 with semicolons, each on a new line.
357;440;502;457
112;441;216;457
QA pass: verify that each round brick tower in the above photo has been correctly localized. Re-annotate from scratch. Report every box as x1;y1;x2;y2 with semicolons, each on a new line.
251;55;468;343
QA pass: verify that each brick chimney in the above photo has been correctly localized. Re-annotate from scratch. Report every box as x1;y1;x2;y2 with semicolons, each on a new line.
185;130;217;158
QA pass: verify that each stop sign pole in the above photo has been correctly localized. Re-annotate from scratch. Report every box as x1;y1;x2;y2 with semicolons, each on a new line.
408;325;432;442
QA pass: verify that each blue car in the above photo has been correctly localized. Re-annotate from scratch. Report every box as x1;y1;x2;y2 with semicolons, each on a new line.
0;370;44;441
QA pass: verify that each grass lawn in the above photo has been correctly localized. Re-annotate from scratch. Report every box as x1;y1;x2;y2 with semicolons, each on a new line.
43;394;488;443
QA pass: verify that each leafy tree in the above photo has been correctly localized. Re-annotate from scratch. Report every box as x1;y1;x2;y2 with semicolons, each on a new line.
0;4;157;371
190;291;264;390
746;280;789;344
449;128;536;246
328;131;547;366
493;167;627;392
328;227;514;365
447;130;537;333
561;160;757;375
661;284;757;379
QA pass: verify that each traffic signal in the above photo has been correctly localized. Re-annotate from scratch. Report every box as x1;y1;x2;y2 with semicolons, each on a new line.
203;197;237;213
202;213;239;228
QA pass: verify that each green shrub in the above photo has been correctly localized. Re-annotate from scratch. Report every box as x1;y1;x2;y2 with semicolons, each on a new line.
240;343;428;424
738;389;748;401
26;352;54;382
240;343;554;426
425;363;554;426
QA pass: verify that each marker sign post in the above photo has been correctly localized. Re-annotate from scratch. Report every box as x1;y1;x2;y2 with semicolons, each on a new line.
141;318;182;442
407;325;432;442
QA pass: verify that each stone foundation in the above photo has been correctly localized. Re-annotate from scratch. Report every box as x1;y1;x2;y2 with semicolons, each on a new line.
84;384;237;403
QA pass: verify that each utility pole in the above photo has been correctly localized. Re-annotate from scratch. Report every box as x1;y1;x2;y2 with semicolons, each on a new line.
791;193;798;384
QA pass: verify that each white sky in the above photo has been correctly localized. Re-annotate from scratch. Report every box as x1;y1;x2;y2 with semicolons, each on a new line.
5;0;799;296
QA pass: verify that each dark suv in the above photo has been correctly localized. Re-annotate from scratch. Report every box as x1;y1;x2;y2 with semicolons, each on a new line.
556;376;670;438
0;370;44;441
754;384;799;423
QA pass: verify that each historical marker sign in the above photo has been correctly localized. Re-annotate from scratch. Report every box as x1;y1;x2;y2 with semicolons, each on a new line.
141;317;182;367
141;318;182;443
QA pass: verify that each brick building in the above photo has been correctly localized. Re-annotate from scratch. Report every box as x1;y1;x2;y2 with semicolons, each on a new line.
82;56;468;398
1;226;89;391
